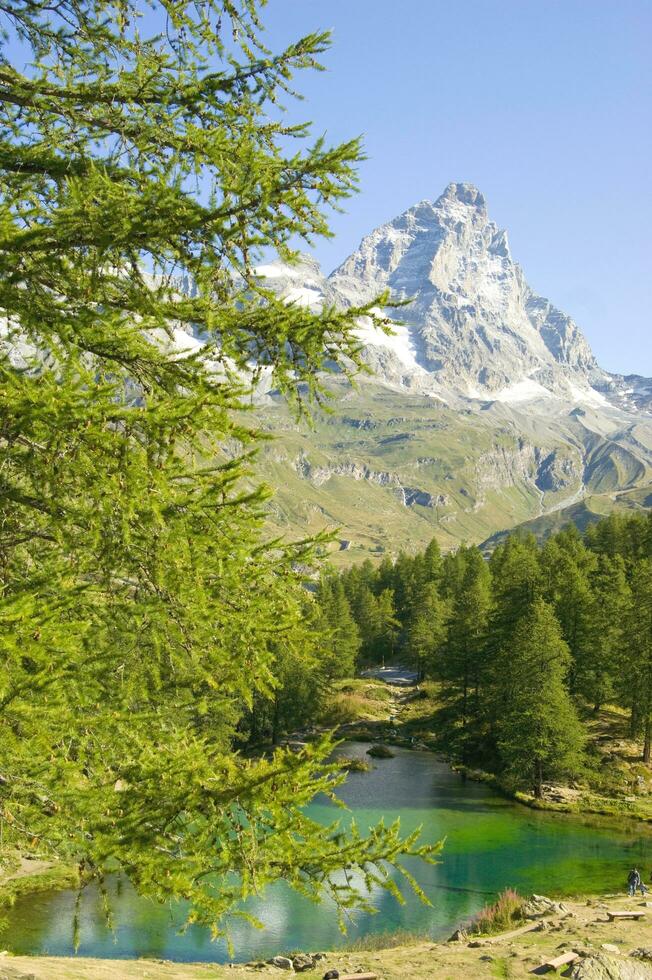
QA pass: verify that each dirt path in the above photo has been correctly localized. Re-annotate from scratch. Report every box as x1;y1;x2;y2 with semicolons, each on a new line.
0;857;55;885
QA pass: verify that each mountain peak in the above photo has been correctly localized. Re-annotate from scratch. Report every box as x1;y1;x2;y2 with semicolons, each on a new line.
438;182;486;210
326;182;601;395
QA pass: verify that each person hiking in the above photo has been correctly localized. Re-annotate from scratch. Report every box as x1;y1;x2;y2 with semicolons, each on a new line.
628;868;647;897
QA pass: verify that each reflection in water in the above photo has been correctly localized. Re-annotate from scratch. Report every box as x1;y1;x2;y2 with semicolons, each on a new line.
3;743;651;963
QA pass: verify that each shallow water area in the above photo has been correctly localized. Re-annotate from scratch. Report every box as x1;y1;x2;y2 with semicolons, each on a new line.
3;743;651;963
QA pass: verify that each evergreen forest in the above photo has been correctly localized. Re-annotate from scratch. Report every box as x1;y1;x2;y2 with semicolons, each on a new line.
314;511;652;798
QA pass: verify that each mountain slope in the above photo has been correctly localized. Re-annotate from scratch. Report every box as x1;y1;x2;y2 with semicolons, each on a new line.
253;382;650;562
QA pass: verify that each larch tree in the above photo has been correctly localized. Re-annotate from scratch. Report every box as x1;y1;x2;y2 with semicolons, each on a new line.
423;537;443;583
375;588;400;666
406;580;448;682
621;560;652;762
439;546;492;759
494;599;585;797
540;538;596;697
489;534;542;650
586;554;631;712
315;576;360;680
0;0;437;936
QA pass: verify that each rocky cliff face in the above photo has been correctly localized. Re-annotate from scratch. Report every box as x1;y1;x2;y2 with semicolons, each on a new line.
327;183;629;404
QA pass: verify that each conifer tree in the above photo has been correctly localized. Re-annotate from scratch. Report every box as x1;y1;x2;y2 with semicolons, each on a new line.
423;537;443;583
489;534;542;653
494;600;585;796
392;551;422;622
621;560;652;762
407;581;447;681
586;555;631;711
540;537;596;695
347;583;380;662
375;588;400;665
0;0;436;933
439;547;467;602
239;612;326;747
315;576;360;680
376;556;396;594
439;547;492;757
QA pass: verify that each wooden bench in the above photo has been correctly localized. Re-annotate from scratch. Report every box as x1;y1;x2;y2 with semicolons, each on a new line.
338;974;378;980
533;951;579;974
607;909;646;921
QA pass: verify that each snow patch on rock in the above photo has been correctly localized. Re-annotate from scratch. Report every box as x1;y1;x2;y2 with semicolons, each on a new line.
282;286;322;309
567;382;610;408
354;318;421;371
492;378;553;403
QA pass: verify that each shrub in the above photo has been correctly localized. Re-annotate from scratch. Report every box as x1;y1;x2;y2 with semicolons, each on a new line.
472;889;526;936
338;756;371;772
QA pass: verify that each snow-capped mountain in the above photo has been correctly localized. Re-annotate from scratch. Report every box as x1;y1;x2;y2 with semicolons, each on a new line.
257;182;650;415
249;184;651;557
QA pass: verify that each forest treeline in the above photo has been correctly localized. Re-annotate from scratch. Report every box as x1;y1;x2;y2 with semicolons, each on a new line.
311;512;652;797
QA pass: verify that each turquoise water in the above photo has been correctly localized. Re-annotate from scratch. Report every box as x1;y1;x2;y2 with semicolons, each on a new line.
3;743;651;963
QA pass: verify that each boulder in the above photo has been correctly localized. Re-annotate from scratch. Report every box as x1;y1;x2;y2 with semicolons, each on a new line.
523;893;566;918
570;952;652;979
447;928;467;942
268;955;294;970
292;953;315;972
630;949;652;962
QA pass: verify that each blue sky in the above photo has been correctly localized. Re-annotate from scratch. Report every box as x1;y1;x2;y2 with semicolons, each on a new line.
262;0;651;376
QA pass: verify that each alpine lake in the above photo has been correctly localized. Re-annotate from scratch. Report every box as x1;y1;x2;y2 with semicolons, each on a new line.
3;742;651;964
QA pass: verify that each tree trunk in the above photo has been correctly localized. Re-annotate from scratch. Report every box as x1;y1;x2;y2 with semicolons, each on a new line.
460;670;469;766
630;703;639;739
462;667;468;731
534;758;543;799
644;716;651;764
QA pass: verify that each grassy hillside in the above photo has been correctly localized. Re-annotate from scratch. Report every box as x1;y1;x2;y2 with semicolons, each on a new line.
481;486;652;551
246;380;652;562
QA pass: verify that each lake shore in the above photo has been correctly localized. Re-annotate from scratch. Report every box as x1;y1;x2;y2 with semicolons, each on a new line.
316;675;652;825
0;855;79;910
3;892;652;979
3;675;652;974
